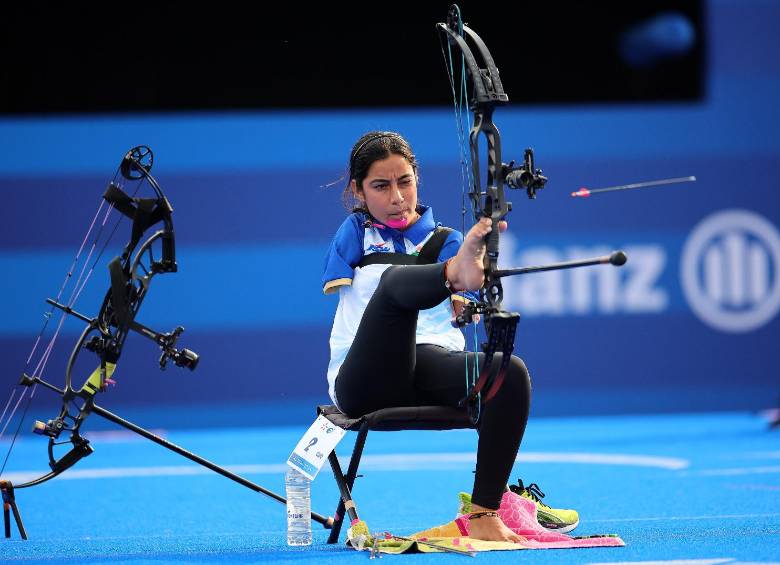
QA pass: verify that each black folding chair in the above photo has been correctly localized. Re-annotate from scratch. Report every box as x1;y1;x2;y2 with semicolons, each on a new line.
317;404;475;544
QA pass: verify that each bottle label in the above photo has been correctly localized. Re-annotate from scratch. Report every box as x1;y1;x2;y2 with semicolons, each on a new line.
287;414;347;480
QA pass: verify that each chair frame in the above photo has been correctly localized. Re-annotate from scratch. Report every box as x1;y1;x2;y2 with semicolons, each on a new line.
317;404;475;544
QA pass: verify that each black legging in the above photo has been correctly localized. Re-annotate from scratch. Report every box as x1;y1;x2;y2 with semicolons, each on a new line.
334;262;531;509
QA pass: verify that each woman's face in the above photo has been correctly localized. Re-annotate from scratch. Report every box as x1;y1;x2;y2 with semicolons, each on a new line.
352;153;419;229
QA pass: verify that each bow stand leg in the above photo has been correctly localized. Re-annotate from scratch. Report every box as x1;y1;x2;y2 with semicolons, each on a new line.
0;481;27;540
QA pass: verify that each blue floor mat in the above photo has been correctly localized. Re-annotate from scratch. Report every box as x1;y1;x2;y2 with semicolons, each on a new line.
1;410;778;564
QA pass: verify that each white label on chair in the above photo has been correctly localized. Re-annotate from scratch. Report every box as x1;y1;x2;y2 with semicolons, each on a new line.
287;414;347;480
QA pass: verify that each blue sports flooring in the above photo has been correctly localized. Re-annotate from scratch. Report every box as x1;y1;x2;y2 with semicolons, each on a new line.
1;408;779;564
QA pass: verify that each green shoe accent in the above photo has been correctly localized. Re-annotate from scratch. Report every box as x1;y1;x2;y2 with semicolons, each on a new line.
457;492;473;514
509;479;580;534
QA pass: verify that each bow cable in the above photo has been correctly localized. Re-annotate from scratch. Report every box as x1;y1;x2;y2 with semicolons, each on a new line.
439;5;482;415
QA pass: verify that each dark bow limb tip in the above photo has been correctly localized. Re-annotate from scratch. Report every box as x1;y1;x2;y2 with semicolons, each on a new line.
610;251;628;266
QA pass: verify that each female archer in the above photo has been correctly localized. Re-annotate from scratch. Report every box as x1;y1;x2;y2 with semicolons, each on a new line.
322;131;577;541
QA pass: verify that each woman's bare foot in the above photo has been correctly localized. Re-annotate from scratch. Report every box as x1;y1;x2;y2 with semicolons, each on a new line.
467;503;524;543
446;217;507;292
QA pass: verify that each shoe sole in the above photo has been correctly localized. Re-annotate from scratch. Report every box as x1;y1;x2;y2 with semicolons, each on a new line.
458;512;580;535
538;519;579;534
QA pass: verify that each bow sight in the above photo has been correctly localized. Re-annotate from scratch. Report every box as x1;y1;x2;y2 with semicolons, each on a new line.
504;148;548;199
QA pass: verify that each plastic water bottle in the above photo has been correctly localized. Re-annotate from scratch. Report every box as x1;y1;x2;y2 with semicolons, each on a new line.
285;466;312;546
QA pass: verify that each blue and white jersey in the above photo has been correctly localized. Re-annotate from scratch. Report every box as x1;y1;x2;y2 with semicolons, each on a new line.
322;206;466;407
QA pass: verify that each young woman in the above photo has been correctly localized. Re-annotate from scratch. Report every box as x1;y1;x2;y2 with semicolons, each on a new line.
322;131;559;542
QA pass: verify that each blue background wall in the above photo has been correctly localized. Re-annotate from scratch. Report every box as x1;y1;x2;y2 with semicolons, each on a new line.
0;0;777;419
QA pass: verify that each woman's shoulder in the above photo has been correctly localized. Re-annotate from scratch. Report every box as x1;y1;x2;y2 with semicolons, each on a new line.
331;211;367;240
326;210;373;261
323;212;368;294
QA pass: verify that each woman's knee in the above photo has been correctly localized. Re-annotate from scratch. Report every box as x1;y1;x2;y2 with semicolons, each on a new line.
375;266;402;305
500;355;532;402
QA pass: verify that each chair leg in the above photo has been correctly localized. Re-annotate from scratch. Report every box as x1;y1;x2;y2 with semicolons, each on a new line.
326;423;371;544
344;422;370;491
326;451;359;544
326;451;346;544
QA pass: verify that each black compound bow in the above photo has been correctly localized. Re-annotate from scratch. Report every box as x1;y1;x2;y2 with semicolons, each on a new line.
2;146;198;491
438;5;627;422
0;146;333;540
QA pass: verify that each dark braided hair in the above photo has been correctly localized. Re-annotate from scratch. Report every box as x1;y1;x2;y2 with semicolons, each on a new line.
343;131;419;212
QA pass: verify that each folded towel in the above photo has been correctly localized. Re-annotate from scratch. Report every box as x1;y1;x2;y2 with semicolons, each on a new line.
347;489;624;554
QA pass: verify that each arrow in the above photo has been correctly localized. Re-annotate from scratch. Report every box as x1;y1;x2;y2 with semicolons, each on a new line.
571;175;696;198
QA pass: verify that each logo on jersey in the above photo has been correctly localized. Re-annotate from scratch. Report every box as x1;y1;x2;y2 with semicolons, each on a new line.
681;209;780;333
367;242;390;253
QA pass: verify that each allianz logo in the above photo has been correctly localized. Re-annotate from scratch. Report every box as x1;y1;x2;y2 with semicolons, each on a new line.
497;209;780;333
681;209;780;333
499;233;667;316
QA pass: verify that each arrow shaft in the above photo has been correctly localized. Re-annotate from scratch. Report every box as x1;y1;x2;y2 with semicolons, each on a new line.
589;175;696;194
